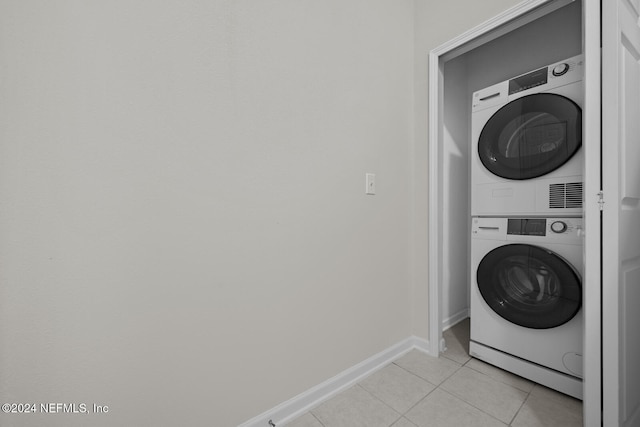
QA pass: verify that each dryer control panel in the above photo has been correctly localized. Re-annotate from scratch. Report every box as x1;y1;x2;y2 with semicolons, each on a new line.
472;54;583;112
508;67;548;95
508;55;583;95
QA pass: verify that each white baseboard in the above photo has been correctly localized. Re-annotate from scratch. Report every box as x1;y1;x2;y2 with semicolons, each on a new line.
409;335;430;354
238;336;432;427
442;308;469;331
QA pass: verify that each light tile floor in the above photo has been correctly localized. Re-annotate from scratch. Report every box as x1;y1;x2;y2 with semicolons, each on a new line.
283;319;583;427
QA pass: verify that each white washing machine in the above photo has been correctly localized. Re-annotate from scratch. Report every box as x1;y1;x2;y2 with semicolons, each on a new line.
469;216;583;399
471;55;584;216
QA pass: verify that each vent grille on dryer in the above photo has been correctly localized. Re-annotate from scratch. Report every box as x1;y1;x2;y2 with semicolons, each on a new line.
549;182;583;209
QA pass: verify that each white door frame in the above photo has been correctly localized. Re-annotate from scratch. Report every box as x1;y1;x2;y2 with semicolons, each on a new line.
427;0;601;424
581;0;601;425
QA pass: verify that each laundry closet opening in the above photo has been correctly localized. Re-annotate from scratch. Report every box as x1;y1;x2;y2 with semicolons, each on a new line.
434;0;583;396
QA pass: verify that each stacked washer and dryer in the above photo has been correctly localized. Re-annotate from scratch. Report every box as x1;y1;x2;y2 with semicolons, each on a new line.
469;55;585;399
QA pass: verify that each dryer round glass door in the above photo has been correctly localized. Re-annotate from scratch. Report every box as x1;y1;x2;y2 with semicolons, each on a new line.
478;93;582;180
476;244;582;329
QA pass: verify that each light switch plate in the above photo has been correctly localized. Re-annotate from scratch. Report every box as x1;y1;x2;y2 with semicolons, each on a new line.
366;173;376;195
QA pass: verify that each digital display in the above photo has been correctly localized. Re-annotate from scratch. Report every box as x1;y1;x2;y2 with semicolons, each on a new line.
508;67;548;95
507;218;547;236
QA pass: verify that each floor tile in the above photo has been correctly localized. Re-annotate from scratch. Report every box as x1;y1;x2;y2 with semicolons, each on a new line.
391;417;418;427
359;364;436;413
465;358;535;393
284;316;582;427
442;319;471;365
440;366;527;424
393;349;461;386
284;412;324;427
442;337;471;365
405;388;506;427
311;385;400;427
511;385;583;427
528;384;583;413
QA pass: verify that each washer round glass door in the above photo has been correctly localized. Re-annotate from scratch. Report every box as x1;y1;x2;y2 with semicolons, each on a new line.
476;244;581;329
478;93;582;180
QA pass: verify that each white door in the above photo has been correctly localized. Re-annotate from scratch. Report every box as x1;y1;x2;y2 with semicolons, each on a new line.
601;0;640;424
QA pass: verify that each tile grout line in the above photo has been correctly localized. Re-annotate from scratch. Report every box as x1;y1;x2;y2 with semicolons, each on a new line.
438;365;530;426
394;349;466;384
358;353;465;426
406;321;528;425
309;411;325;427
390;360;451;389
307;383;402;427
390;354;467;422
396;378;440;421
463;352;538;395
435;387;508;426
352;383;404;427
508;393;531;426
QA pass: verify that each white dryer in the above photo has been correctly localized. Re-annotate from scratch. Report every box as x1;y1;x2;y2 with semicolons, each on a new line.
469;216;583;399
471;55;583;216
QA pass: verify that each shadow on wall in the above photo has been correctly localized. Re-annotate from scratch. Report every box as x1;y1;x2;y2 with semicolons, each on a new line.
441;53;471;328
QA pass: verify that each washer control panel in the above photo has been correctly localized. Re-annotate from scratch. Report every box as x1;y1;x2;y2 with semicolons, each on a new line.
472;217;583;244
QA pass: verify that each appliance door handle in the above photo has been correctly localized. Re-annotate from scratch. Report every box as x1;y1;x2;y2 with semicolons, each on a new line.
479;92;501;101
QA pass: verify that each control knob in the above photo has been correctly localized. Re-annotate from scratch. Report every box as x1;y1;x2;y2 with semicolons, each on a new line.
550;221;568;233
552;63;570;76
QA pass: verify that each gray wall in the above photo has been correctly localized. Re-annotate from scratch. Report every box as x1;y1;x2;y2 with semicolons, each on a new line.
0;2;414;426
